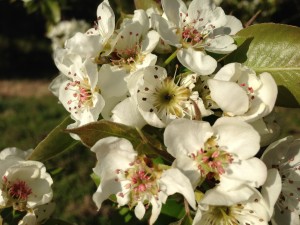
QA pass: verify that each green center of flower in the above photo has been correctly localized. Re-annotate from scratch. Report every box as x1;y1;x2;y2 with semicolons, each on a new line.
190;137;233;180
152;77;191;117
115;156;162;209
201;205;241;224
200;202;266;224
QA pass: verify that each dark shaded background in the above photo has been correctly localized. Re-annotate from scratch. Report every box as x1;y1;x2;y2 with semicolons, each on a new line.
0;0;299;79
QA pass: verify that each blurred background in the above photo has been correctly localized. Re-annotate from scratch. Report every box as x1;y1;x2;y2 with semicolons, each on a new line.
0;0;300;224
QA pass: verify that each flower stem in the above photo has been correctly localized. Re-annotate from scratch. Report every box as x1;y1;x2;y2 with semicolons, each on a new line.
163;49;178;67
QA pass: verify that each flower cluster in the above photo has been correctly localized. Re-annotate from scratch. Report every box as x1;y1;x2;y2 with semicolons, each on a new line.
46;0;300;224
0;148;54;225
1;0;297;224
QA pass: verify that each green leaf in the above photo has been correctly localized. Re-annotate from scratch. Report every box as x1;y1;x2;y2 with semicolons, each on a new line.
43;218;73;225
226;23;300;107
161;198;185;219
169;214;193;225
28;117;80;162
66;120;172;161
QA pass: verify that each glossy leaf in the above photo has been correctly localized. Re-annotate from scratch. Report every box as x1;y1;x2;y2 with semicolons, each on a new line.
28;117;80;162
226;23;300;107
66;120;171;160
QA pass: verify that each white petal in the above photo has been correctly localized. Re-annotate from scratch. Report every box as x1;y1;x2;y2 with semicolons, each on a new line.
0;147;31;160
18;212;37;225
48;74;68;97
173;155;201;188
177;48;217;75
152;14;181;47
161;0;187;27
93;178;123;209
111;97;147;129
225;157;267;188
141;30;160;53
149;197;162;225
257;72;278;116
213;117;260;159
205;35;236;54
96;0;115;40
261;169;282;218
214;62;242;81
134;201;146;220
261;136;293;167
201;183;256;206
272;206;300;225
91;137;137;174
160;168;196;210
135;53;157;71
98;65;128;98
207;7;227;28
164;118;213;157
65;32;102;58
224;15;243;35
208;79;249;115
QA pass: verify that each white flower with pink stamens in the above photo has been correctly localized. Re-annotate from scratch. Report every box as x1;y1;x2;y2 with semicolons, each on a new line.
97;9;160;73
207;63;278;122
91;137;196;225
0;148;53;211
164;117;267;197
261;136;300;225
50;55;128;129
152;0;242;75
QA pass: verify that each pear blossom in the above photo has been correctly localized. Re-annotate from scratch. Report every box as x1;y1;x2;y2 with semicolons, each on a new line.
193;182;280;225
52;0;115;61
112;65;205;128
261;136;300;225
207;63;278;122
164;117;267;195
50;55;128;129
91;137;196;225
0;148;53;211
97;10;160;74
152;0;243;75
46;19;90;51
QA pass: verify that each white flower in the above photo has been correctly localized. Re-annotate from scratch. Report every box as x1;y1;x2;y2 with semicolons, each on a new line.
207;63;278;122
97;10;159;73
164;117;267;196
18;202;56;225
91;137;196;225
0;159;53;211
113;66;204;128
50;55;128;129
55;0;115;61
152;0;242;75
193;185;277;225
261;136;300;225
46;19;90;51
